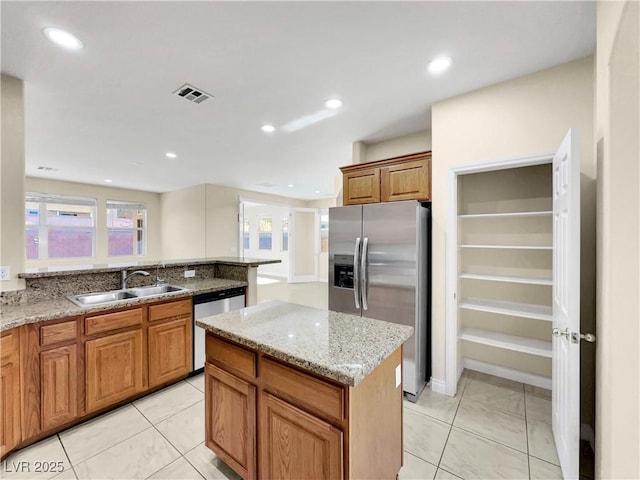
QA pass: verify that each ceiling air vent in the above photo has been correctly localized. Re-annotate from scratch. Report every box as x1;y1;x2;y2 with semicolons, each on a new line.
37;166;59;172
173;83;213;104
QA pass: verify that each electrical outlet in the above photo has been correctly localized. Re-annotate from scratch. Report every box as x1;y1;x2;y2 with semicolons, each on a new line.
0;266;10;281
184;269;196;278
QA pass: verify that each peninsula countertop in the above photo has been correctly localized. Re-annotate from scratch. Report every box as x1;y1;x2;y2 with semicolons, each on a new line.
196;300;414;386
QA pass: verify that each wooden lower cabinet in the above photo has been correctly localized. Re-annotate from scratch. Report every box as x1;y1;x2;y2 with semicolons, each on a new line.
148;317;192;388
260;392;343;480
1;329;22;457
205;363;256;479
85;329;144;413
41;345;78;430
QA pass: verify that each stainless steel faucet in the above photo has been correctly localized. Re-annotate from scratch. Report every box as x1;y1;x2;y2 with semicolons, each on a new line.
121;270;150;289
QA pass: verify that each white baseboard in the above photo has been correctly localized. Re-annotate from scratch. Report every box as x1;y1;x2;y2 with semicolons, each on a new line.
429;377;448;395
463;358;552;390
580;423;595;452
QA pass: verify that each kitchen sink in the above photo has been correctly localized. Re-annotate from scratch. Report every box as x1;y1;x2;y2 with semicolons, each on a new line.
67;284;188;307
128;285;187;297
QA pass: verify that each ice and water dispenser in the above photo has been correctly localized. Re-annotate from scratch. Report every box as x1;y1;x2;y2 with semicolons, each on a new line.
333;254;354;289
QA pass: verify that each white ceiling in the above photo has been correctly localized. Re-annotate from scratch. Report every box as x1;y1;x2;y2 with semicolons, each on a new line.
2;1;595;200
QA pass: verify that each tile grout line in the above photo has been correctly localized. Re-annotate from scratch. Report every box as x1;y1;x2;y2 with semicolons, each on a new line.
181;443;208;480
524;387;532;480
55;434;78;480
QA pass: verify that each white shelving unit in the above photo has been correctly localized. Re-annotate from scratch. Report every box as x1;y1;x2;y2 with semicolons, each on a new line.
454;163;553;388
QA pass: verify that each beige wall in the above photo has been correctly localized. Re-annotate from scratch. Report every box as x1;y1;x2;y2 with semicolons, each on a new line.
595;1;640;478
0;75;26;291
353;129;432;164
25;177;162;266
161;184;207;259
431;57;596;418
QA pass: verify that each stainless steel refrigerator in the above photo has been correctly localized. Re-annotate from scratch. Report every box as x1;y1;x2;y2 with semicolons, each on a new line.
328;200;430;401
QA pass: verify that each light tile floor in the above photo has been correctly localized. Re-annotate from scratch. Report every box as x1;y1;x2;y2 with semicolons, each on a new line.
1;370;566;480
2;278;592;479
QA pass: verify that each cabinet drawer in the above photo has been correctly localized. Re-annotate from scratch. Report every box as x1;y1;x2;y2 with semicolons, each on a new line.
85;308;143;336
149;298;192;322
41;319;78;347
261;357;345;424
206;335;256;379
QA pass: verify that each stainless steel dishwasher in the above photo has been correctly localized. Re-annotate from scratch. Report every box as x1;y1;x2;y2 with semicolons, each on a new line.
192;287;245;373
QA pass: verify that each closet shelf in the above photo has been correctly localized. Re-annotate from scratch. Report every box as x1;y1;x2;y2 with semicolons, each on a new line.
459;244;552;250
458;211;552;219
459;328;552;358
459;273;552;286
459;297;552;321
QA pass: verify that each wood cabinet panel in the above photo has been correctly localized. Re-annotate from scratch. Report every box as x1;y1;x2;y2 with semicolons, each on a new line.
40;320;78;347
206;335;256;379
380;157;431;202
41;345;78;430
205;363;256;480
260;392;343;480
1;330;22;457
342;167;380;206
148;299;191;322
85;308;143;336
85;329;144;413
148;317;192;387
261;357;345;424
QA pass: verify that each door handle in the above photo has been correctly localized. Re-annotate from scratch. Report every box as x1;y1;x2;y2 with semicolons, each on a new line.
361;237;369;311
353;237;361;309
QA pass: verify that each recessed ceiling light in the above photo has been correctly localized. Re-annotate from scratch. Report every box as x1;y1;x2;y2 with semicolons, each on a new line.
261;124;276;133
324;98;343;109
43;27;83;51
165;152;177;159
104;179;113;183
287;184;294;188
427;56;452;74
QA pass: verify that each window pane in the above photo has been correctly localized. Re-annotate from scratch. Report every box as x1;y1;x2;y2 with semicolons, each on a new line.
107;208;140;228
26;227;39;259
282;217;288;251
320;213;329;253
258;217;272;250
243;220;250;249
46;203;94;227
108;229;141;256
48;228;93;258
25;203;39;226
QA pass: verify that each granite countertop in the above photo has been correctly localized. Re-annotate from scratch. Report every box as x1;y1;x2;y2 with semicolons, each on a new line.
19;256;280;279
196;300;414;387
0;278;247;332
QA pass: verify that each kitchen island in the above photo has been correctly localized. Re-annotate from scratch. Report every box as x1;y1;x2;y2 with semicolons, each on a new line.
196;300;413;480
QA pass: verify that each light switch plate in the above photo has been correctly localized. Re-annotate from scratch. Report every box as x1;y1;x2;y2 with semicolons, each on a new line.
0;266;10;281
184;269;196;278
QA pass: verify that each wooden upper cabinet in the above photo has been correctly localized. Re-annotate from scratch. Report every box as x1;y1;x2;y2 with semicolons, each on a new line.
41;345;78;430
1;329;22;457
340;151;431;205
205;363;257;480
85;329;144;413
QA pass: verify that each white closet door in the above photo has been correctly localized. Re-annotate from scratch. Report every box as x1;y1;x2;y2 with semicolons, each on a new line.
551;128;580;480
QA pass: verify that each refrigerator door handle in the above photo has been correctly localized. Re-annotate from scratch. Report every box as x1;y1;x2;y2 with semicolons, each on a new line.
361;237;369;310
353;237;361;309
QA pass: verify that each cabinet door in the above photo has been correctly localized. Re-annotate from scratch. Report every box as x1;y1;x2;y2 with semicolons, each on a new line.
205;363;256;480
260;392;343;480
41;345;79;430
343;167;380;205
1;330;22;457
380;157;431;202
86;329;144;413
148;317;192;388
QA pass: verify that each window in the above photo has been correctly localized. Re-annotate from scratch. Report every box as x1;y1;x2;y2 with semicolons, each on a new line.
320;211;329;253
258;217;272;250
107;200;146;256
281;216;289;251
243;219;250;249
26;193;96;260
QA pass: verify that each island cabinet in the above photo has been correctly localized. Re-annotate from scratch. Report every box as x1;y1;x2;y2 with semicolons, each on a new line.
340;151;431;206
204;332;403;480
1;328;22;457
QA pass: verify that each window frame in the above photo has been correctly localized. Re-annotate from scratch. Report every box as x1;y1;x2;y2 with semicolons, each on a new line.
258;216;273;250
106;200;147;257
